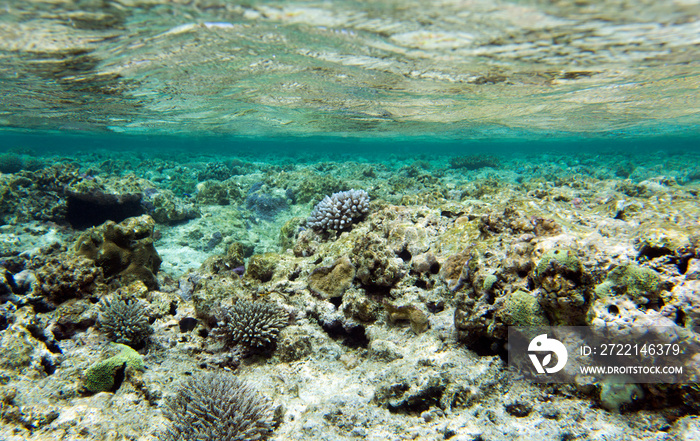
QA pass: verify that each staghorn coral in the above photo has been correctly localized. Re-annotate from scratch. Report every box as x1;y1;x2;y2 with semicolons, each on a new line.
98;295;153;348
307;189;369;232
211;300;288;353
160;371;275;441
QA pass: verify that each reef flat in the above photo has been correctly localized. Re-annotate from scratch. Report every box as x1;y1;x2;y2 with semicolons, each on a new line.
1;145;700;440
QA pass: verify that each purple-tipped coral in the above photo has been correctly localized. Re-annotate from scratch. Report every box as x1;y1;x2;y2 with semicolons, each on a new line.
307;189;369;232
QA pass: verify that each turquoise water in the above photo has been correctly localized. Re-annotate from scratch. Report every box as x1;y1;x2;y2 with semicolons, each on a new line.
2;1;700;440
2;131;699;158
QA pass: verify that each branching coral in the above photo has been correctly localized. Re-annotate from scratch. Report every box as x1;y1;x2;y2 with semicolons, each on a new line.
98;295;153;348
160;371;276;441
211;300;288;353
307;189;369;231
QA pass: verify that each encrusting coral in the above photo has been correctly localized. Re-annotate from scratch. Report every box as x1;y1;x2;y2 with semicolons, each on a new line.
82;343;144;394
160;371;276;441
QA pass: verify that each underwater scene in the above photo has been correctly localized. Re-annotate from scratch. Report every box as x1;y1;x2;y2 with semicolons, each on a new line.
1;0;700;440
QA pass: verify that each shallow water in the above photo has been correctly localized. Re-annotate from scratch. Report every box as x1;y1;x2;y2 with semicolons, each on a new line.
1;0;698;137
1;2;700;441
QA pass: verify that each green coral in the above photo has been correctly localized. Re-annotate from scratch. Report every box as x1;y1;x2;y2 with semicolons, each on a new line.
594;265;660;304
83;343;144;393
499;290;550;327
535;249;582;279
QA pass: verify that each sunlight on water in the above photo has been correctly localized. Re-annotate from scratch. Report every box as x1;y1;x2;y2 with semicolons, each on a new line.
0;0;698;138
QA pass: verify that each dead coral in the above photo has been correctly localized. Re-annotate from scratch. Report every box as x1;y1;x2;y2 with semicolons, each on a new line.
307;256;355;300
384;301;429;334
352;232;404;287
75;215;161;290
31;253;103;303
534;248;592;326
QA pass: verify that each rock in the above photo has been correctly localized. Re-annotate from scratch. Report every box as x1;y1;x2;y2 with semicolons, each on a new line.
384;301;430;334
598;378;643;412
147;189;200;224
308;256;355;300
195;180;230;205
670;416;700;441
75;215;162;290
353;232;405;287
535;248;592;325
412;252;439;274
277;326;313;362
30;253;103;303
369;339;403;362
246;253;278;282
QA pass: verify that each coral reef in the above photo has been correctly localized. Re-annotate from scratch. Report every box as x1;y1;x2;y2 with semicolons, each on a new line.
448;154;499;170
75;215;162;289
587;264;668;335
197;162;232;181
211;300;289;353
160;371;276;441
82;343;144;394
245;253;278;282
3;148;700;441
98;295;153;348
306;189;369;231
64;179;144;229
384;301;430;334
245;183;289;220
307;256;356;300
30;253;103;303
145;189;200;224
534;248;592;325
195;180;231;205
352;232;405;287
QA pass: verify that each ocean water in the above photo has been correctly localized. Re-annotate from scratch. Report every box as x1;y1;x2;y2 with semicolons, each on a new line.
1;1;700;440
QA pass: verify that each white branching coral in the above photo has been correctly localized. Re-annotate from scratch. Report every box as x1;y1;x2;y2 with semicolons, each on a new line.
307;189;369;231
